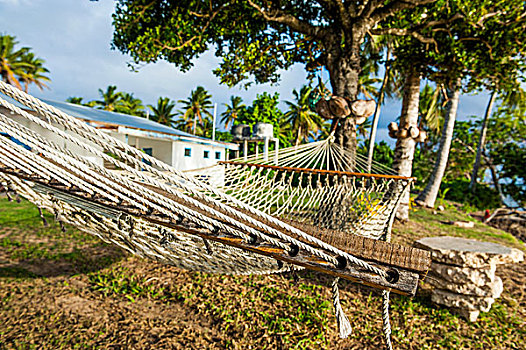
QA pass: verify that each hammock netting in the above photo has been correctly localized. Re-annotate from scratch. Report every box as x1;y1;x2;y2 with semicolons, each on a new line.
0;81;424;347
188;140;409;241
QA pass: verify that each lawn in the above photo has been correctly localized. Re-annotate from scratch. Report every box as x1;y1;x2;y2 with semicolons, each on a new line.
0;196;524;349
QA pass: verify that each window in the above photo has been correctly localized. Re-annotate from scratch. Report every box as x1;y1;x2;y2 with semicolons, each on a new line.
203;150;210;159
142;148;153;166
143;148;153;156
184;148;191;157
215;151;221;160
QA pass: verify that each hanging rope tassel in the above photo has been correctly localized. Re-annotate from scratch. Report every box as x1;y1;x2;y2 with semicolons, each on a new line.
50;194;66;233
382;290;393;350
38;207;48;227
202;237;214;255
5;186;13;202
331;277;352;339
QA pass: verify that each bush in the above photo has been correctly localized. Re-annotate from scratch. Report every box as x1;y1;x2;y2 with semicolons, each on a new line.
441;179;501;210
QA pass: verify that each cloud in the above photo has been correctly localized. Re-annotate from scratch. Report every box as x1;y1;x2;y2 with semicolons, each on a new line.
0;0;35;5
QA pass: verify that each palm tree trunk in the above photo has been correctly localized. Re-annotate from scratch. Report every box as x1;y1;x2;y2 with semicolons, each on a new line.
393;68;421;221
469;91;496;192
416;78;462;208
366;49;391;172
295;125;302;147
488;162;507;205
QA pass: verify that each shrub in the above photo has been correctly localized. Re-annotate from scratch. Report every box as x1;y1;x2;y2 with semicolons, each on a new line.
441;179;501;210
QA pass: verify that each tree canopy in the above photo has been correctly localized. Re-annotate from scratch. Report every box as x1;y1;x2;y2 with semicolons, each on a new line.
111;0;441;154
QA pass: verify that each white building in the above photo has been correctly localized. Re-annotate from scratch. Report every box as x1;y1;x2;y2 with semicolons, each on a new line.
1;99;238;172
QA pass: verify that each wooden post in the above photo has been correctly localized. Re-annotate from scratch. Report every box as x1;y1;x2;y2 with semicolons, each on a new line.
263;137;269;161
243;139;248;161
274;139;279;165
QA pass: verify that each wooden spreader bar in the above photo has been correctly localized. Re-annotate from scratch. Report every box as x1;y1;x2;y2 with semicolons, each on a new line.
1;168;430;296
220;161;417;181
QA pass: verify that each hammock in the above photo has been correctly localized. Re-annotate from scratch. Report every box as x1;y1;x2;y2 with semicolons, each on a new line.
0;81;430;348
188;139;407;241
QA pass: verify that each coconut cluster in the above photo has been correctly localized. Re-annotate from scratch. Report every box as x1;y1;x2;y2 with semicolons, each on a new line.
388;121;427;142
315;96;376;125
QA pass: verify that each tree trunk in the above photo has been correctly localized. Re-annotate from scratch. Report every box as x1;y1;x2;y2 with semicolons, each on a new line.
367;49;391;172
416;78;462;208
317;47;362;228
488;163;507;205
393;68;421;221
469;91;496;192
327;51;361;171
295;125;302;147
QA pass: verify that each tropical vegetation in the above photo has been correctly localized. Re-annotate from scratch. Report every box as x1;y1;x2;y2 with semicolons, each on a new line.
0;34;50;92
176;86;214;135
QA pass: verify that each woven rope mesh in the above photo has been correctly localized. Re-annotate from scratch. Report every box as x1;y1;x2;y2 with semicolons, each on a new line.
187;140;411;241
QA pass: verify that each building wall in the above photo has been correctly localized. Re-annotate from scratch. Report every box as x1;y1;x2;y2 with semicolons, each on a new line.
173;141;226;187
126;135;173;167
172;141;226;171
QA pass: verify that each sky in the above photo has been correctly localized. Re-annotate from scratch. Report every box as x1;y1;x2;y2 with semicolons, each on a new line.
0;0;492;145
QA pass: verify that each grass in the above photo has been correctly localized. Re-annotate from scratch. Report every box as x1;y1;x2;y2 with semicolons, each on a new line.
0;196;524;349
405;204;522;248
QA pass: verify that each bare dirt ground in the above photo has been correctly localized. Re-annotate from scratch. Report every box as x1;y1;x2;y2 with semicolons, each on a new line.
0;199;524;349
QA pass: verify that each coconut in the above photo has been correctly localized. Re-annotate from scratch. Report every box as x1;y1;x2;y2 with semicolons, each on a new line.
328;96;351;118
388;122;399;132
315;99;333;119
396;128;408;138
408;126;420;138
416;130;427;142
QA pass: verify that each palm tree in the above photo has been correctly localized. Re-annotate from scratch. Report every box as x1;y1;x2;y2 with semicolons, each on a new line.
18;52;50;92
0;35;50;92
198;116;214;138
416;78;463;208
393;66;422;220
358;61;381;99
418;83;445;135
66;96;85;105
366;43;402;171
148;97;177;126
177;86;213;135
221;96;245;130
357;117;373;139
117;92;145;117
284;86;324;146
95;85;122;112
0;35;31;90
66;96;98;108
469;85;526;192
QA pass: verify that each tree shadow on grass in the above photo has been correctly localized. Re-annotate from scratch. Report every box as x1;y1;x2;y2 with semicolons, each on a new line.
0;244;126;279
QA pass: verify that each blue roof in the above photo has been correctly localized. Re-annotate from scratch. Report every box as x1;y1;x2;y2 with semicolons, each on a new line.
42;99;196;138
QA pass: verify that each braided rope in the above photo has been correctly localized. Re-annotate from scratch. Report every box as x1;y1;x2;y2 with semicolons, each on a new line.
382;290;393;350
0;172;291;275
331;277;352;339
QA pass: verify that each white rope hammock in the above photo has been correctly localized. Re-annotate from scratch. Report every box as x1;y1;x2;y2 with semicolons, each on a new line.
189;139;407;241
0;81;427;348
